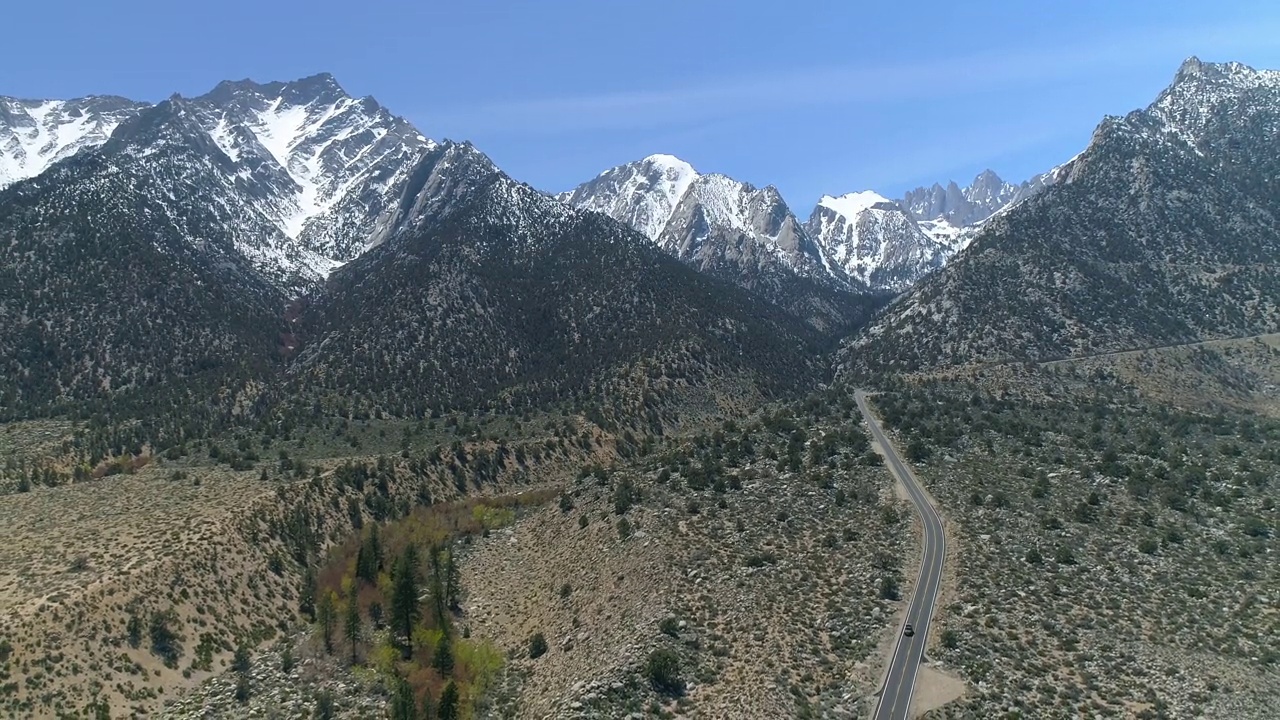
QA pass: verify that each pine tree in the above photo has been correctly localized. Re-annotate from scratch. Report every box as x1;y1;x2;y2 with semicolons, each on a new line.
356;525;384;583
428;546;449;630
390;545;420;656
299;564;316;621
368;523;382;573
432;635;454;676
344;584;361;665
355;544;370;583
317;590;337;654
232;643;253;703
390;676;417;720
232;644;251;675
445;548;461;611
437;680;460;720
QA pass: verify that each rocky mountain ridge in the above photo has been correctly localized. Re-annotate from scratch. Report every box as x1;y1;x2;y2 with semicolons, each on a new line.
0;74;431;288
840;56;1280;375
560;156;1060;296
0;94;149;188
284;140;830;424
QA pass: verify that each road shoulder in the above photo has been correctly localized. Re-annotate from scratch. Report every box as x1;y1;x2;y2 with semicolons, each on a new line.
910;665;966;717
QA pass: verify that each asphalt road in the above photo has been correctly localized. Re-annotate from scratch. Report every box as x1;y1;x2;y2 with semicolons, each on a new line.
855;390;947;720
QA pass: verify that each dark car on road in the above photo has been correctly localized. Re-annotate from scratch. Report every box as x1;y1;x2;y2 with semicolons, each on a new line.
903;623;915;637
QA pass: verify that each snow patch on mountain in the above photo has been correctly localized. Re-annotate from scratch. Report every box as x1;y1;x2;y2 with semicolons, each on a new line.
916;217;972;252
653;173;840;289
562;153;1092;295
900;161;1076;253
189;77;432;252
684;175;752;233
818;190;894;218
0;96;147;188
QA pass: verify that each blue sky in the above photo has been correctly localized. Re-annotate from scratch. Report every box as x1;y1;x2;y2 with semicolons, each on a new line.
5;1;1280;205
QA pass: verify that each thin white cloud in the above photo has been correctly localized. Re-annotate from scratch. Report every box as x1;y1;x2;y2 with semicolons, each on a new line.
425;19;1280;136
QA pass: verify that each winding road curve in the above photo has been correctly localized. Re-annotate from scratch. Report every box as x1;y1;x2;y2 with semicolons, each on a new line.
855;390;947;720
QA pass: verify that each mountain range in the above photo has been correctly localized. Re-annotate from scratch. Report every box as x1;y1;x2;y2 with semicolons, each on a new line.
1;56;1276;430
0;76;835;430
5;52;1279;720
558;154;1052;296
0;94;149;187
1;78;1046;304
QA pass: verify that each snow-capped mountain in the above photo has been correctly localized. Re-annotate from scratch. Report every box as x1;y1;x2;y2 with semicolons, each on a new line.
559;156;888;330
1148;56;1280;177
559;155;833;287
186;74;432;265
0;95;148;188
656;173;835;286
0;96;291;411
557;154;696;241
0;75;431;288
562;156;858;287
290;140;828;419
901;169;1017;229
561;155;965;295
804;191;949;292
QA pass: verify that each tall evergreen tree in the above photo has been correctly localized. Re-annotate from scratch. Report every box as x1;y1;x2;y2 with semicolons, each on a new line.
344;584;361;665
356;524;383;583
390;545;421;656
299;564;317;621
355;544;370;584
432;635;454;676
445;548;461;611
428;546;449;630
317;590;337;654
437;680;460;720
368;523;382;573
389;676;417;720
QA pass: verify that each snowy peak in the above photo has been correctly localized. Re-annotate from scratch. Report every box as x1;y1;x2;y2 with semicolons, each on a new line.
0;95;148;187
560;155;861;310
132;73;433;284
898;164;1074;252
840;58;1280;375
1168;56;1280;89
818;190;896;217
806;191;946;292
635;153;698;192
675;174;754;235
185;74;431;241
200;73;347;110
965;169;1016;207
3;74;437;290
1;74;433;283
558;153;698;240
560;154;1075;296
